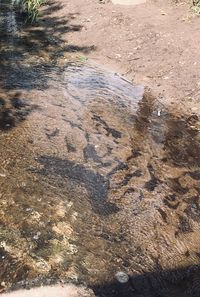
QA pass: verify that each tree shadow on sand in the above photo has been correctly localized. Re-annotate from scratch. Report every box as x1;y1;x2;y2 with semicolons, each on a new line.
0;0;95;128
92;264;200;297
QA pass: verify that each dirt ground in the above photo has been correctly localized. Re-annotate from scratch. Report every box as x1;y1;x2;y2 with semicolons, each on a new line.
55;0;200;115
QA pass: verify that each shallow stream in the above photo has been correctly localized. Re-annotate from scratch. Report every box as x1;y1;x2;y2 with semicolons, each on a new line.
0;1;200;296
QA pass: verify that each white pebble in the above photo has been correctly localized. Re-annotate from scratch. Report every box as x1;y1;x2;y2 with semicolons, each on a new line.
115;271;129;283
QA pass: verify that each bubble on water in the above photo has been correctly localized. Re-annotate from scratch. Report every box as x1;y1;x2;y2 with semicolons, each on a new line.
115;271;129;283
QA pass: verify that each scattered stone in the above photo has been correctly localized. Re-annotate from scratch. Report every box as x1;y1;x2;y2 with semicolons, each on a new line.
33;232;41;240
115;271;129;283
0;173;6;177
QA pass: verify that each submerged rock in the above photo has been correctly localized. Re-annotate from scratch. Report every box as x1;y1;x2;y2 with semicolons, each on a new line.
115;271;129;283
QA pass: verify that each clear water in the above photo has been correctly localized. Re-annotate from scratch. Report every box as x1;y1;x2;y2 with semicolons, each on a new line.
0;1;200;296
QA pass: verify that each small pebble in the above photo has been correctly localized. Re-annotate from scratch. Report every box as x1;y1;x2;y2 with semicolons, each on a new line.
0;173;6;177
115;271;129;283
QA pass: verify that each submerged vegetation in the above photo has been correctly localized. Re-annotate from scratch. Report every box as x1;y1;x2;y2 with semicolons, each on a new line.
15;0;43;22
192;0;200;13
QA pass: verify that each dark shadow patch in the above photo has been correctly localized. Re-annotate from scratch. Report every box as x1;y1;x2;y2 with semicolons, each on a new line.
0;247;31;289
144;177;160;192
134;92;200;169
0;98;6;106
92;277;135;297
157;207;168;223
116;170;143;188
124;188;135;195
163;195;180;210
62;117;83;131
82;143;112;168
91;265;200;297
0;108;15;129
10;97;26;109
65;137;76;153
0;93;38;130
83;144;102;163
126;148;142;161
167;177;189;195
92;114;122;139
187;171;200;181
184;196;200;222
45;128;59;139
36;155;119;215
144;164;161;192
107;162;129;178
105;127;122;139
134;92;156;133
163;117;200;167
177;215;193;234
